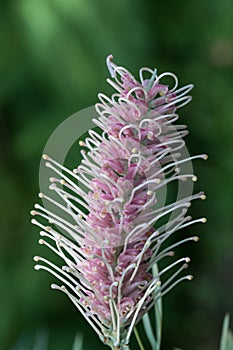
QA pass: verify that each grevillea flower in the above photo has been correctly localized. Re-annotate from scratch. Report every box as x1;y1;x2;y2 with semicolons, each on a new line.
31;55;207;350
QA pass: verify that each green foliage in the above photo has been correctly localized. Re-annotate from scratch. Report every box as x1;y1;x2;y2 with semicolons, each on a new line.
141;264;162;350
71;334;83;350
11;332;83;350
220;315;233;350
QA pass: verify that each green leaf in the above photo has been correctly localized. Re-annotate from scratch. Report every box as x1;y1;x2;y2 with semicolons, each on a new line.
220;314;230;350
134;326;146;350
153;263;163;350
142;313;157;350
220;314;233;350
142;263;163;350
33;329;49;350
71;334;83;350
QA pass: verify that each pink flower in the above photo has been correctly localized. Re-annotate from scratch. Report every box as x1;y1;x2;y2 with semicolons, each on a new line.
31;55;207;349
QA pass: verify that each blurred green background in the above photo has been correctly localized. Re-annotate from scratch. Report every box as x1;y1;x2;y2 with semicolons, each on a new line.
0;0;233;349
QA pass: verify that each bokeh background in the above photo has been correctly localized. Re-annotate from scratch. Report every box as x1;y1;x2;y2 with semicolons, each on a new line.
1;0;233;349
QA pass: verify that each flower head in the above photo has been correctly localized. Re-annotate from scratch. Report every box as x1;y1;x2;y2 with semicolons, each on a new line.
31;55;207;349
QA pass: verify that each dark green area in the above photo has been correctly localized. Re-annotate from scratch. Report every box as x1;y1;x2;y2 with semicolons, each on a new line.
0;0;233;349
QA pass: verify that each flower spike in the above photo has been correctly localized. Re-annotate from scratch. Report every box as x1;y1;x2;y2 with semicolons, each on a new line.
31;56;206;350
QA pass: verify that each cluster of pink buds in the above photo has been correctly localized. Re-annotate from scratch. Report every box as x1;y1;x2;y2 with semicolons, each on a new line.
31;55;207;350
